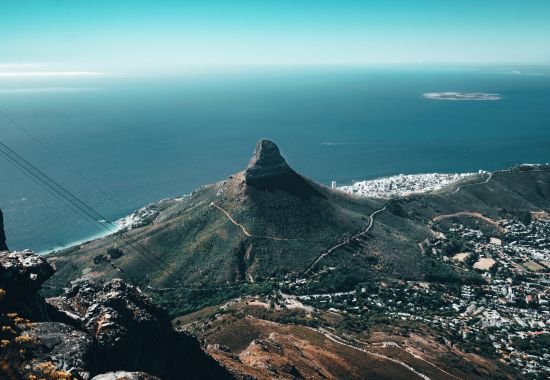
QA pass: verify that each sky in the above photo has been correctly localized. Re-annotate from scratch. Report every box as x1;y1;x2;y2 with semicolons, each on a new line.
1;0;550;71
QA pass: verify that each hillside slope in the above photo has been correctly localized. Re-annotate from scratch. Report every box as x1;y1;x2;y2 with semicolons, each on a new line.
46;140;385;290
45;143;550;316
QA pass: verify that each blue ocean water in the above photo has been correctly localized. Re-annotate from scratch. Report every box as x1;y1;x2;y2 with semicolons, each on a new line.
1;66;549;252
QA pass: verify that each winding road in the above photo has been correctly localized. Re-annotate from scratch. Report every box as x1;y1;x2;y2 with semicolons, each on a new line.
303;204;387;275
310;327;431;380
447;172;492;196
212;200;387;276
310;327;464;380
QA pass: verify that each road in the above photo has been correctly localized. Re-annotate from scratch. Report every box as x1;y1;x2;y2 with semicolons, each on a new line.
303;204;387;275
430;211;505;232
311;327;464;380
447;172;492;196
212;200;386;275
310;327;431;380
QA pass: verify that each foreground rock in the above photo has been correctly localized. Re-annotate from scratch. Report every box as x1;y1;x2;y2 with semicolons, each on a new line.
0;249;54;292
0;242;233;379
49;279;232;379
24;322;95;379
0;249;58;321
0;209;7;251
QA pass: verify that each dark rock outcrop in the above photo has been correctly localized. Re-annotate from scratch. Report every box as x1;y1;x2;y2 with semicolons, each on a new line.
0;249;58;320
244;139;324;199
1;246;233;380
0;209;8;251
49;279;233;380
0;249;54;292
24;322;95;379
245;139;292;181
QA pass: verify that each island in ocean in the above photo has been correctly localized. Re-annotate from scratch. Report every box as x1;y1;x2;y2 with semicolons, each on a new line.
422;92;502;101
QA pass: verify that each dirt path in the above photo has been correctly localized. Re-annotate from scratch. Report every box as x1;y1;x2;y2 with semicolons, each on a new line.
430;211;505;232
314;328;463;380
311;327;431;380
303;205;386;275
211;202;299;241
446;172;492;196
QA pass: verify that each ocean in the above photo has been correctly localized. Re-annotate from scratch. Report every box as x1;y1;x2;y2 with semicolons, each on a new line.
1;65;549;252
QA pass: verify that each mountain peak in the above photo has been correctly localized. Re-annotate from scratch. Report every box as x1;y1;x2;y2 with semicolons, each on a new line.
245;139;291;182
242;139;324;200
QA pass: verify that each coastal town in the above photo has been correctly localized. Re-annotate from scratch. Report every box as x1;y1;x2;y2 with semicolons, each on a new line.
337;172;477;198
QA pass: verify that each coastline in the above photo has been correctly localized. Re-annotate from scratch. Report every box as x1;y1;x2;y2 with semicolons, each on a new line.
39;226;119;255
41;163;550;255
40;171;480;255
41;196;184;255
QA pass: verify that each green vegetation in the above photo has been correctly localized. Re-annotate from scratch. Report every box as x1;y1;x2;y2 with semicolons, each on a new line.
512;334;550;356
44;162;550;322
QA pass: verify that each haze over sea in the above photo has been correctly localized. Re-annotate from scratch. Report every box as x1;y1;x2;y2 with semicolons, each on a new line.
1;65;549;252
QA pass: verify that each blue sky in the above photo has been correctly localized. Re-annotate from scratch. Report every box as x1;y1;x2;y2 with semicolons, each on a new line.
1;0;550;69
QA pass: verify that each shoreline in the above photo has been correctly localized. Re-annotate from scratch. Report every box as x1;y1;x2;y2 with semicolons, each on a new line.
42;171;479;254
39;225;120;255
41;196;184;255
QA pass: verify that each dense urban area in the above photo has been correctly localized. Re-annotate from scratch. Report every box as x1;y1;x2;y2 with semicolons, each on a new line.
338;172;477;198
269;210;550;378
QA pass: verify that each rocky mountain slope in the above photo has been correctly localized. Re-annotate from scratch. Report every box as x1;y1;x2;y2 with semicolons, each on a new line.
46;140;393;304
45;142;550;315
0;218;233;380
0;209;7;251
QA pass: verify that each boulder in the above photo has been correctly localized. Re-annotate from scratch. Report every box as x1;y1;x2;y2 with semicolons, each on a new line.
24;322;95;380
0;250;54;292
50;279;233;379
0;250;57;320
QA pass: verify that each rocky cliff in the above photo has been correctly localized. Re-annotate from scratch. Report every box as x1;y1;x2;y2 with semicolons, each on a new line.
244;139;292;181
244;139;324;199
0;219;233;380
49;279;232;379
0;209;7;251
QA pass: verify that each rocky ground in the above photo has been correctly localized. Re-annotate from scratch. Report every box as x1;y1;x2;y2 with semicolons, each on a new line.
0;209;7;251
0;246;232;379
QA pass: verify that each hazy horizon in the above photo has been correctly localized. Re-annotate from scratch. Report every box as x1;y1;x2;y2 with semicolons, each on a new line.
2;0;550;70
